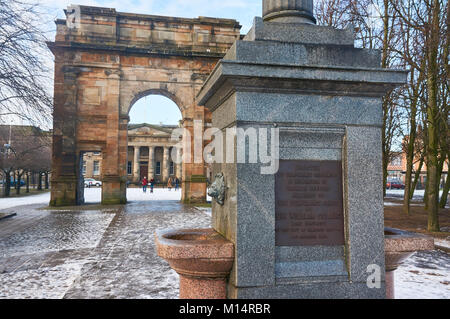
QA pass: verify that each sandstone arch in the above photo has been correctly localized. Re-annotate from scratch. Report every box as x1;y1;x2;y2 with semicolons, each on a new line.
48;5;241;206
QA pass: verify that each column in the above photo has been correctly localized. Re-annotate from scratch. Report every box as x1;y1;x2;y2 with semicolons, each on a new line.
133;146;140;183
101;68;124;205
176;148;182;179
163;146;170;183
180;117;207;204
148;146;155;181
263;0;316;24
50;66;81;207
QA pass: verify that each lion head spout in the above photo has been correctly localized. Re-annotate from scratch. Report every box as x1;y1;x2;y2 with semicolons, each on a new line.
208;173;226;206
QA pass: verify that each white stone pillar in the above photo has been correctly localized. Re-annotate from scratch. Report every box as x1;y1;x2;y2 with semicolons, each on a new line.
163;146;170;183
148;146;155;181
133;146;140;183
176;148;182;179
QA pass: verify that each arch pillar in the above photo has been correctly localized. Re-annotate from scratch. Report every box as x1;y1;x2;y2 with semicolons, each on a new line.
176;148;183;179
148;146;155;181
132;146;140;183
50;65;82;207
101;70;127;205
163;146;170;183
181;117;208;204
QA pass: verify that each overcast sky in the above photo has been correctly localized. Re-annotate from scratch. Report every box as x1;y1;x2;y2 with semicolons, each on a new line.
32;0;260;126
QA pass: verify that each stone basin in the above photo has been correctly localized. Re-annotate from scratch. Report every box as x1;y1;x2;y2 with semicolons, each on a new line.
384;227;434;299
155;228;234;299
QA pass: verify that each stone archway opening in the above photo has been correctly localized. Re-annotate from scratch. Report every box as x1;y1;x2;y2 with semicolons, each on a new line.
79;150;104;204
126;94;183;201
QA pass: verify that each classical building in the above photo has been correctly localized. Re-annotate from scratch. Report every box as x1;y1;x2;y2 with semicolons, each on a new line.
83;124;183;184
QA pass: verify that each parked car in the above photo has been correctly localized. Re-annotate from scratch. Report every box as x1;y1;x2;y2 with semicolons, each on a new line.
12;180;26;187
386;180;405;189
84;178;102;187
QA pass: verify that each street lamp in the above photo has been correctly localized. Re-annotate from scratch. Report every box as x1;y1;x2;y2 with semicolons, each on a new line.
1;144;11;190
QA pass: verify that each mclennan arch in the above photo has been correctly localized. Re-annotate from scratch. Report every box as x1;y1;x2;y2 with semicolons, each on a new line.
48;5;241;206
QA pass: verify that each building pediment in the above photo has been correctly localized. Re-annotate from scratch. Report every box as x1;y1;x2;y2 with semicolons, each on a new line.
128;123;176;137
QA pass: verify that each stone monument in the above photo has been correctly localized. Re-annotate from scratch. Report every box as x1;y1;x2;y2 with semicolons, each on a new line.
196;0;407;298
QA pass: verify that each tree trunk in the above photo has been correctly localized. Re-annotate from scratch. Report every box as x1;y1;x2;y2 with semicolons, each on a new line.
45;172;49;189
440;171;450;208
382;156;389;197
381;0;392;198
403;87;421;214
424;166;429;208
403;151;414;215
38;172;42;190
410;154;425;200
4;171;11;197
26;172;30;193
16;171;23;195
424;0;441;232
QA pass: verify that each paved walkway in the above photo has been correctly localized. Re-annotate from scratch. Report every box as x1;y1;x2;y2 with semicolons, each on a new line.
0;199;210;299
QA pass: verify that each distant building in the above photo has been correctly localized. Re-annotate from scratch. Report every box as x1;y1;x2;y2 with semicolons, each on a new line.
82;124;184;184
387;151;449;189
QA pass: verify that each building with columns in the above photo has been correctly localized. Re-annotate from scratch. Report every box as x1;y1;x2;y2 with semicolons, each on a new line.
83;124;182;185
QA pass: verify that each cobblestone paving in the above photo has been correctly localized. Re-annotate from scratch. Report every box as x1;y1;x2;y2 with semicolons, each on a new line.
0;200;210;299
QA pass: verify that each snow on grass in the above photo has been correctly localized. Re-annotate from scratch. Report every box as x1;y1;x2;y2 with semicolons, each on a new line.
386;189;447;204
84;187;182;203
0;188;184;210
384;201;402;206
0;191;51;210
395;251;450;299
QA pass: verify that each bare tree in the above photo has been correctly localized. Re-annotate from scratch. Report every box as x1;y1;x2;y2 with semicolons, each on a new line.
316;0;449;227
390;0;447;231
0;125;50;196
0;0;53;127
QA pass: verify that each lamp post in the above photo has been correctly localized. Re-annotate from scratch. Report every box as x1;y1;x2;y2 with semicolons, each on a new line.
2;143;11;196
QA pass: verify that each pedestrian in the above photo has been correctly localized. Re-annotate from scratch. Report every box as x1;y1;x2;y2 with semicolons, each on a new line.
142;177;148;193
175;177;180;191
167;177;173;191
150;178;154;193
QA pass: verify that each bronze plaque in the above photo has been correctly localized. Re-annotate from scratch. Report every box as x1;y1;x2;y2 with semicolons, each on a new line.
275;160;345;246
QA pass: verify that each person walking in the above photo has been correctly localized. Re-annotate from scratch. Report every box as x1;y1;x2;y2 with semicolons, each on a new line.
142;177;148;193
175;177;180;191
150;178;154;193
167;177;173;191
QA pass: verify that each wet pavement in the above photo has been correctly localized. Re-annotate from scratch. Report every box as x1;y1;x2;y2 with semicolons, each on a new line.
0;199;210;299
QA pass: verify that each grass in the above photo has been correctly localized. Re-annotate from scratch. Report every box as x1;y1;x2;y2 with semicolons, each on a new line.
384;198;450;240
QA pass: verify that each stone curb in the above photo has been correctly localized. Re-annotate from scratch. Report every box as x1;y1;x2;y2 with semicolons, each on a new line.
0;213;17;221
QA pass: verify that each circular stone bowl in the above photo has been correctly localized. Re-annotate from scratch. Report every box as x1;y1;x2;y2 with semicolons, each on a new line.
155;228;234;299
384;227;434;299
384;227;435;271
